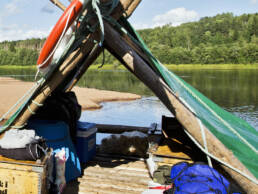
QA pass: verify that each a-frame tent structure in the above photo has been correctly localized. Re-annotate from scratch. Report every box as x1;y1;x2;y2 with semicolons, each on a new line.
0;0;257;192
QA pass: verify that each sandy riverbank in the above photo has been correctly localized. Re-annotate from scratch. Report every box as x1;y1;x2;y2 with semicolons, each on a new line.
0;77;141;122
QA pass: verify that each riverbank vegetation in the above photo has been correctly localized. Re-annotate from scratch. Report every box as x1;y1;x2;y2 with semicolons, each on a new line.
1;64;257;74
0;13;257;66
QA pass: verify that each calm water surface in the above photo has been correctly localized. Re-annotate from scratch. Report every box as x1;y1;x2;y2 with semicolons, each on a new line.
1;68;257;129
81;69;258;130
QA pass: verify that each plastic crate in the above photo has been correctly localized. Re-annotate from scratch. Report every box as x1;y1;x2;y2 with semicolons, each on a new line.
76;121;97;163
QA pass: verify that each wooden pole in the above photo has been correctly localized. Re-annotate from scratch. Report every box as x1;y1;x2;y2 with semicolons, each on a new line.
11;0;141;128
124;0;141;18
103;21;258;193
50;0;66;11
66;45;103;91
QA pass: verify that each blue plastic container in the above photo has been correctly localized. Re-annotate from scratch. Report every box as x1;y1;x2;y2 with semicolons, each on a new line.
27;119;81;182
76;121;97;163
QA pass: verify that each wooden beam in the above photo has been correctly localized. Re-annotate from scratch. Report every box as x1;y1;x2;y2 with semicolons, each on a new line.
103;21;258;193
96;124;149;134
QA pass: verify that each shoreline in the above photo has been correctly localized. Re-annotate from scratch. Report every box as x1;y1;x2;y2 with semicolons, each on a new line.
1;64;257;72
0;77;141;122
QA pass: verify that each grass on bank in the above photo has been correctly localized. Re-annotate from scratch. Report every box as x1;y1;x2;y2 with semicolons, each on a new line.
0;64;257;71
165;64;258;70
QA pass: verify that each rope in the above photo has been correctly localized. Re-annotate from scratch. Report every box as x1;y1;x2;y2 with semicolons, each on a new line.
32;100;43;107
98;48;106;68
179;97;213;167
198;118;213;167
92;0;105;46
10;124;26;129
27;105;36;115
78;0;119;47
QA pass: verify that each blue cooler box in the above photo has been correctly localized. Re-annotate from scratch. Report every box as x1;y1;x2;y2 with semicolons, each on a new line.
76;121;97;163
27;119;81;182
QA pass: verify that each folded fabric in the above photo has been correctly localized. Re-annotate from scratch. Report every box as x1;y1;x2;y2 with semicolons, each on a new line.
0;129;40;149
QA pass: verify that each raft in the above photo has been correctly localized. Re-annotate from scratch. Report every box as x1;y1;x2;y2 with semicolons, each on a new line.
0;0;257;193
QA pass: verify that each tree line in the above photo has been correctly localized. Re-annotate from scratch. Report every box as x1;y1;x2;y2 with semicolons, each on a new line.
0;13;257;66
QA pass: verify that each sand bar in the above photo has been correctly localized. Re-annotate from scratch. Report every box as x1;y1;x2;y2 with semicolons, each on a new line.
0;77;141;122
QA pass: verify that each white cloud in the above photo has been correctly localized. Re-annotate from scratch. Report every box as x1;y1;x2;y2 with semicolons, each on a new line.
251;0;257;4
131;22;150;30
152;7;199;27
5;2;21;15
0;0;22;26
0;26;50;42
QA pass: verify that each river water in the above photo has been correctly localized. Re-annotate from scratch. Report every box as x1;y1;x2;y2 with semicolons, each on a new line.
80;69;257;129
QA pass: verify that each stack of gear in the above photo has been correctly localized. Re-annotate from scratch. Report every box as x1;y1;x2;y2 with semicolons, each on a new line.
0;129;47;161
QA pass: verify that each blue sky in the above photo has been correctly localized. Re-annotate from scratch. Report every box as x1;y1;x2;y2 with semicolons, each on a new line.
0;0;257;41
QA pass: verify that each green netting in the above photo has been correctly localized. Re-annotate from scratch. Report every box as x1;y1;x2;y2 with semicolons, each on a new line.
121;18;258;178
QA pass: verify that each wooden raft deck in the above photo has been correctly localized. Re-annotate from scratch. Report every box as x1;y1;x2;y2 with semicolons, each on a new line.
64;155;152;194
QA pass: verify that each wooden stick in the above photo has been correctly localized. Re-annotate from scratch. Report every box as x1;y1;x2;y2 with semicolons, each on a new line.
50;0;66;11
103;21;258;193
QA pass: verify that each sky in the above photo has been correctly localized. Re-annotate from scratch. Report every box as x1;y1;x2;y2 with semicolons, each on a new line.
0;0;257;42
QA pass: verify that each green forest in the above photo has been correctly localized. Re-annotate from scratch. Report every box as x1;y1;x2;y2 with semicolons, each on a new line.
0;12;257;66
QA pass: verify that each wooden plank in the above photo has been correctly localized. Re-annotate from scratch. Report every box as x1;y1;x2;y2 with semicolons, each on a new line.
103;21;258;193
96;124;149;134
